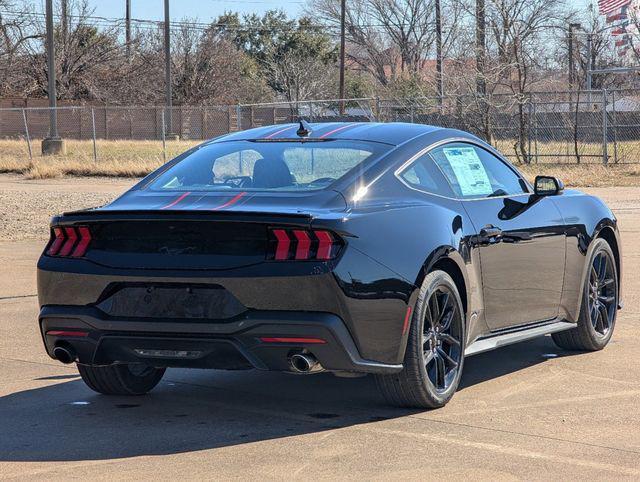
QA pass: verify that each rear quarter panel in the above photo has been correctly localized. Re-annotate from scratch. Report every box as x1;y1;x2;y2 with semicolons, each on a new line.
312;176;485;362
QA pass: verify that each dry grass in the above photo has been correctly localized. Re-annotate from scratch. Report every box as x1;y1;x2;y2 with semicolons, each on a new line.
2;139;640;187
0;139;199;179
519;163;640;187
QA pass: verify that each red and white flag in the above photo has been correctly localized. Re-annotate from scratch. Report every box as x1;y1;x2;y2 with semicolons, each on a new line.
599;0;631;15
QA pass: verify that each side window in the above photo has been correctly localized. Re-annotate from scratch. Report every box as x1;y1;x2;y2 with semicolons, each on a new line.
398;152;455;198
430;143;529;199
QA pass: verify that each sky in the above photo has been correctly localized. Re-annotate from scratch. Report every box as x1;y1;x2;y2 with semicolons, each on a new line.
61;0;305;22
30;0;596;25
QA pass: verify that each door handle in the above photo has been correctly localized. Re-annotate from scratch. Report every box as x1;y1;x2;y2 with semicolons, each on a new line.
479;225;503;243
502;231;532;242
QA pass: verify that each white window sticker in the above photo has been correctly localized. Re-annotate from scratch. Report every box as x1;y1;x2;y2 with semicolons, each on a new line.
442;147;493;196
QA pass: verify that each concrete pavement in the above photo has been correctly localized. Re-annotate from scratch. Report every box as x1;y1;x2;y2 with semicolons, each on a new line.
0;179;639;480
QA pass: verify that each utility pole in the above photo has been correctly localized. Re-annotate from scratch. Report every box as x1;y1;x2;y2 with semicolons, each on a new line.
60;0;68;42
125;0;131;61
338;0;346;116
475;0;486;98
568;23;581;88
42;0;65;155
163;0;174;137
435;0;443;107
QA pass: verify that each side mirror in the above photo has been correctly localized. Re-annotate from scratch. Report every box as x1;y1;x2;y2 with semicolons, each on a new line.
534;175;564;196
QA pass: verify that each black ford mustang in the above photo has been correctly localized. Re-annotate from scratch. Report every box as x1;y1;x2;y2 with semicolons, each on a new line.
37;122;622;408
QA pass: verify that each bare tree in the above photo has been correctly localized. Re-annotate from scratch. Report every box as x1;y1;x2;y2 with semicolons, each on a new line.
171;22;266;104
312;0;443;86
488;0;573;163
446;0;572;162
19;0;127;100
0;1;40;97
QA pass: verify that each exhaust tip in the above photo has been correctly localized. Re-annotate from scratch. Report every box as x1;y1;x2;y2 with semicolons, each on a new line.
289;353;323;373
53;346;76;364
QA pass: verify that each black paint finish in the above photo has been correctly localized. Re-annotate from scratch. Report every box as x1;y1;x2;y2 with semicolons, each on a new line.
36;123;622;373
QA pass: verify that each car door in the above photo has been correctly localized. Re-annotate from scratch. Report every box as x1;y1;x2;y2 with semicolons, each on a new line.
429;142;566;331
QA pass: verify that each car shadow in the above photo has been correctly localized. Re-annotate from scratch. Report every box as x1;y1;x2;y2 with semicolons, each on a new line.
0;335;579;462
0;367;412;462
458;333;577;390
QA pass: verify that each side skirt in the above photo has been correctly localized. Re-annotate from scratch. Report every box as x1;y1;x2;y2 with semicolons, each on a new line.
464;320;575;357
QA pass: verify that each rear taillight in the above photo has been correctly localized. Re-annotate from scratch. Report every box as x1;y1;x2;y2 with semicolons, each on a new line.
46;225;92;258
267;228;342;261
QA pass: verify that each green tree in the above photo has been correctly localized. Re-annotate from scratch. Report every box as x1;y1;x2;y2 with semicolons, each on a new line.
215;10;338;102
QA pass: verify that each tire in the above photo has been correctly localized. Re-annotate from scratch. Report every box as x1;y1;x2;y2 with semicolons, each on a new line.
552;238;618;351
376;270;466;409
77;363;166;395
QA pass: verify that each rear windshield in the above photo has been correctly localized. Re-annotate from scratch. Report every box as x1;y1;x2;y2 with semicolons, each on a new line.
147;140;390;192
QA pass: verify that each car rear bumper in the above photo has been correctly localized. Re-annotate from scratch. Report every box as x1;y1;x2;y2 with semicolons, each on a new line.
39;305;403;374
38;243;416;366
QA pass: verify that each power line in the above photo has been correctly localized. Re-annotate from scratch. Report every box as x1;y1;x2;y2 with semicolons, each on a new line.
0;10;334;33
0;9;442;33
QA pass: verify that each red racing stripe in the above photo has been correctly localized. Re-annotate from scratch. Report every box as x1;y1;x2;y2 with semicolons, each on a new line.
319;123;356;138
161;191;191;210
211;191;247;211
265;125;295;139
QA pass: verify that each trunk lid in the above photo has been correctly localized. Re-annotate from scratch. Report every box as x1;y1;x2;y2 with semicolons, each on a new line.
54;189;346;271
99;188;347;216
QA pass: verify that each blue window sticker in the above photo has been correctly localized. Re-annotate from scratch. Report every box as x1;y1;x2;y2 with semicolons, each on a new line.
442;147;492;196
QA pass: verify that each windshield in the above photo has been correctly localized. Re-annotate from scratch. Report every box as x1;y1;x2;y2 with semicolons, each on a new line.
146;140;390;192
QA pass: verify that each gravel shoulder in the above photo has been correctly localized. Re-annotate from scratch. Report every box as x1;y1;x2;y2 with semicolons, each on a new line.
0;174;136;241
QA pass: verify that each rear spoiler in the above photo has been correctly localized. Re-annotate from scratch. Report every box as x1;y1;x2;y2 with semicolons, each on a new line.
52;209;314;228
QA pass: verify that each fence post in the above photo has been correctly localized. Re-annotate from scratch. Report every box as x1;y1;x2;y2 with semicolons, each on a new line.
602;89;608;165
161;110;166;162
612;90;618;164
527;101;532;164
129;107;134;139
533;101;539;164
201;107;206;140
91;108;97;162
236;104;242;131
22;109;33;160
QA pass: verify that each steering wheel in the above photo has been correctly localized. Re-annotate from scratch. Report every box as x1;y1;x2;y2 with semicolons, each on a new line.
224;176;252;188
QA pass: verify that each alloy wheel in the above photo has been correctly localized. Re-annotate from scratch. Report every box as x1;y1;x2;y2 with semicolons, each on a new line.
422;286;463;393
588;251;617;337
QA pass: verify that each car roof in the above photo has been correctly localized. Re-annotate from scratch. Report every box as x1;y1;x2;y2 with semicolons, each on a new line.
216;122;442;146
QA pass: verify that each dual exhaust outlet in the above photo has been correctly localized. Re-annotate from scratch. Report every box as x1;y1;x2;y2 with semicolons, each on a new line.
289;353;324;373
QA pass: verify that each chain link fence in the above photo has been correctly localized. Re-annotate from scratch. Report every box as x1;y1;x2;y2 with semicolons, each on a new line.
2;90;640;173
238;90;640;165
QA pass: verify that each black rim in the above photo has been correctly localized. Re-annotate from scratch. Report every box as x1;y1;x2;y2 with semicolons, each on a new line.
422;285;463;393
588;250;617;337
